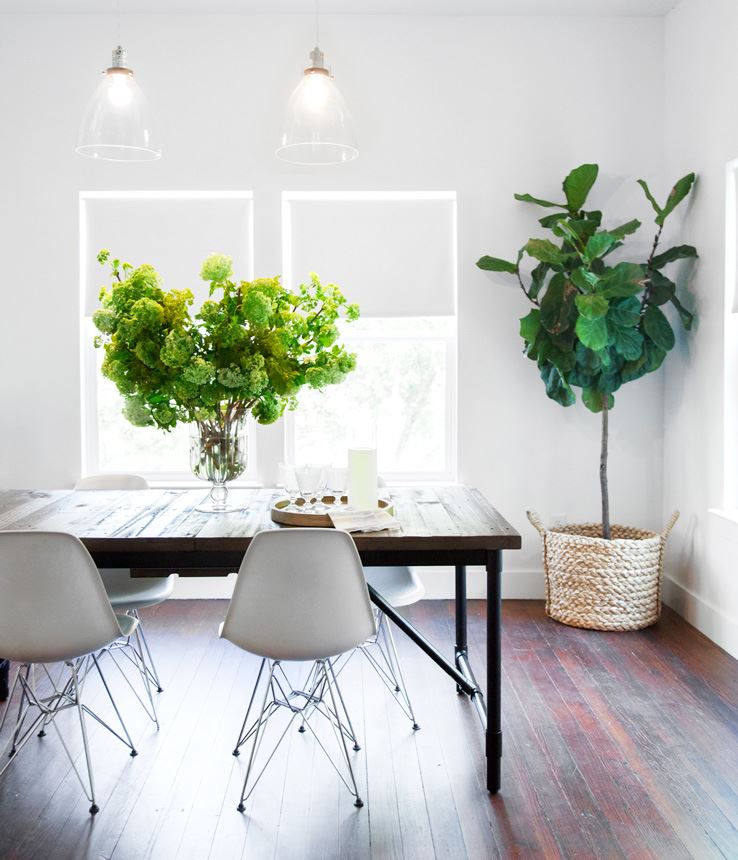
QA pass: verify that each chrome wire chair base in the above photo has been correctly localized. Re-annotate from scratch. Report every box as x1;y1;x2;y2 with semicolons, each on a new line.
0;655;139;814
232;658;364;812
358;610;420;731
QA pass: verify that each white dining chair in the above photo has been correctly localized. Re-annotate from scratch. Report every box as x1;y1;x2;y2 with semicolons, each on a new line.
220;528;376;812
0;531;144;814
74;474;176;697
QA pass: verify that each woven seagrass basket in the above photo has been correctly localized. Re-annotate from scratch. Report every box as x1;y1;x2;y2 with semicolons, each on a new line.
527;510;679;632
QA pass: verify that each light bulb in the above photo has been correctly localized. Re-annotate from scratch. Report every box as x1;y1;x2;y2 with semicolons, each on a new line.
106;72;133;108
302;72;330;111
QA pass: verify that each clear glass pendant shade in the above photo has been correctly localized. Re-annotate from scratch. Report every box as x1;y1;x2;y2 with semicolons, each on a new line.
276;48;358;165
76;48;161;162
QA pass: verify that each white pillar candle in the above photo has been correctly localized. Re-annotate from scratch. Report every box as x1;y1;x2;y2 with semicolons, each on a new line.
347;447;378;510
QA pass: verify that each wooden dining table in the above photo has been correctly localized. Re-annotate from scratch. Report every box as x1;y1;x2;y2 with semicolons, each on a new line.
0;485;521;794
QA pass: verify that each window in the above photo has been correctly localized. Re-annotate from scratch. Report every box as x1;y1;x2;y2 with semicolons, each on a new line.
80;191;257;482
282;191;457;480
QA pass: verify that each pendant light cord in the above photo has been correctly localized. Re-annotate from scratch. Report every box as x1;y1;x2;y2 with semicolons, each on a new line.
315;0;320;47
116;0;121;47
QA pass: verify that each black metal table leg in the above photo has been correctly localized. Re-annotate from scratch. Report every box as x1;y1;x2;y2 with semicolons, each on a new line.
487;550;502;794
454;565;467;693
0;659;9;702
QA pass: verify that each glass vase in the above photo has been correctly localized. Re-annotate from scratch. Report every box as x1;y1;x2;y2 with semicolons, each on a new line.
190;419;248;513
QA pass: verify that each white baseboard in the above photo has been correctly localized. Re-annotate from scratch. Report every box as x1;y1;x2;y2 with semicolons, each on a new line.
662;575;738;660
169;567;546;601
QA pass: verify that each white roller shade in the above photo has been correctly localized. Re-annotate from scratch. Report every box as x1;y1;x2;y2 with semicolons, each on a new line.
285;193;456;317
81;192;253;316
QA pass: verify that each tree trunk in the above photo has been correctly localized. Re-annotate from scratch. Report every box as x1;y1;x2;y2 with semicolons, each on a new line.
600;399;611;539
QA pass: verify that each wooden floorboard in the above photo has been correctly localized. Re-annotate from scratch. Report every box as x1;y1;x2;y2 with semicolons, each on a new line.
1;600;737;860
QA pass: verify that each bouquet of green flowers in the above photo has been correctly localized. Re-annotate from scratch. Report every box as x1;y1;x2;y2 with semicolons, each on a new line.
92;250;359;434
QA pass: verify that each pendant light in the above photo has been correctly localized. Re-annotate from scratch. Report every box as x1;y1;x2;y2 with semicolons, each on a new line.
76;44;160;162
276;2;358;165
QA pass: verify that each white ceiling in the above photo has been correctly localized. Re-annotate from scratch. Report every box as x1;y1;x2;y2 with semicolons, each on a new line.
0;0;680;15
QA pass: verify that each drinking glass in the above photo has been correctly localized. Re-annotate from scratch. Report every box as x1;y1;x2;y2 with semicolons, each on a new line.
313;466;329;512
295;464;321;512
327;466;348;506
277;463;300;512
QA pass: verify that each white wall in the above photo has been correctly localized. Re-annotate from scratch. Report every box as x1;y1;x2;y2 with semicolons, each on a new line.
0;12;666;598
661;0;738;656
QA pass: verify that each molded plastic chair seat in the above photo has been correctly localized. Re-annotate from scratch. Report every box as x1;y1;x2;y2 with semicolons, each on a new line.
364;566;425;607
102;570;175;612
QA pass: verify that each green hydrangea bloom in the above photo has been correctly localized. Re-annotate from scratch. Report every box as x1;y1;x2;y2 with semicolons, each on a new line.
200;254;233;283
160;331;194;368
92;308;116;334
122;395;154;427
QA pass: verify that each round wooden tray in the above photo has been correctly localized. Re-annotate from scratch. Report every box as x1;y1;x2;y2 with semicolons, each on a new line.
271;496;393;528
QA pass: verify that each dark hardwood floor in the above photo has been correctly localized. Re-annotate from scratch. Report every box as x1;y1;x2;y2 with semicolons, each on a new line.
0;600;737;859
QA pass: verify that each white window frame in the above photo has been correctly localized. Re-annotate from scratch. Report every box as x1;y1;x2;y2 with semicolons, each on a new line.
280;190;458;482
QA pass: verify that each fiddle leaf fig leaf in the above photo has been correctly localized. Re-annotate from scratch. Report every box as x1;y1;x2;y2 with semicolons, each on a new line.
584;232;619;263
651;244;698;268
582;388;614;413
657;173;696;225
540;274;577;334
563;164;599;213
570;267;599;293
539;212;569;229
601;262;646;298
643;305;675;351
575;314;609;351
476;256;520;274
519;309;542;343
524;238;569;266
540;363;575;406
648;270;676;306
529;263;550;300
612;326;644;361
514;193;567;209
610;219;641;239
638;179;663;216
607;296;641;327
575;294;609;319
643;338;667;372
670;292;694;330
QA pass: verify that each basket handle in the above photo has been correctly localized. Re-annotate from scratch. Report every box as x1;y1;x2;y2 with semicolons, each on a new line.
527;510;546;535
662;510;680;539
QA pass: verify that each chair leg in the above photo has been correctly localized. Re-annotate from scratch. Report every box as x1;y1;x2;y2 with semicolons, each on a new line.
82;654;138;757
381;618;420;731
71;661;99;814
325;659;361;751
319;660;363;808
237;660;277;812
132;611;165;693
9;665;32;756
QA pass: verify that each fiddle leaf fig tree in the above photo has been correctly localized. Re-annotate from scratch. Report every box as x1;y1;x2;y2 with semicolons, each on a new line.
477;164;696;538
